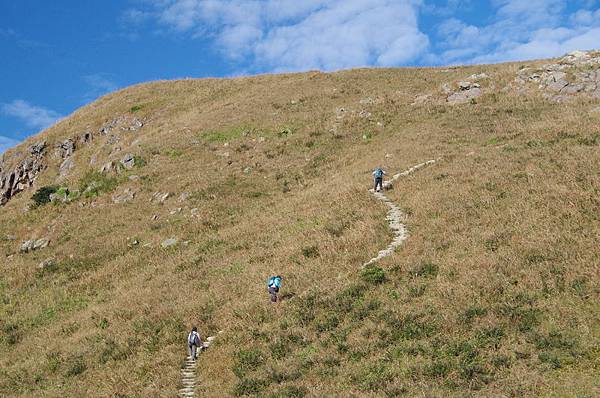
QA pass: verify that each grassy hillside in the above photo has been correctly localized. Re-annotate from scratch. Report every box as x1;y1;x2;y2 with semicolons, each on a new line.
1;55;599;397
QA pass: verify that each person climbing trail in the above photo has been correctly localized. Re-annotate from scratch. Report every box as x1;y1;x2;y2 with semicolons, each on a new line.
187;326;202;360
267;275;282;303
372;166;386;192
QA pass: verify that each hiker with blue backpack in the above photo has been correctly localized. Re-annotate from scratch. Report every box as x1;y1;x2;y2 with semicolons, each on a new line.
372;167;386;192
187;326;202;360
268;275;282;303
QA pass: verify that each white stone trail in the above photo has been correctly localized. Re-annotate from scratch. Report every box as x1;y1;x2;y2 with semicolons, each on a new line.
363;160;436;268
178;335;218;398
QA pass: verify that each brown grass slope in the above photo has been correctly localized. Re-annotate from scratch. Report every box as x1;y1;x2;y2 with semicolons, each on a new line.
0;59;599;397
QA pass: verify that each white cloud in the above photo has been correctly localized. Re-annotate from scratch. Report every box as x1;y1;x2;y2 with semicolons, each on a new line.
1;100;63;130
434;0;600;64
129;0;429;71
0;135;20;155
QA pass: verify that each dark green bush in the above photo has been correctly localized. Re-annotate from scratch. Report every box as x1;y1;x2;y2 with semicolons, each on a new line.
301;246;319;258
31;186;57;207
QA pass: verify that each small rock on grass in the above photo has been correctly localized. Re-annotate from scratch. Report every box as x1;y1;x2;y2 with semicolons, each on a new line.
161;238;178;248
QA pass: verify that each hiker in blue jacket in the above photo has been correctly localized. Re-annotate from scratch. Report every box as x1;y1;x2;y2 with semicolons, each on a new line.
187;326;202;360
372;167;386;192
268;275;282;303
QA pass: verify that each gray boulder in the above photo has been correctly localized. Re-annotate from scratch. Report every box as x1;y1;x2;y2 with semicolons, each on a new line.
20;238;50;253
100;161;114;174
151;192;171;203
120;153;135;170
49;190;69;203
112;188;135;204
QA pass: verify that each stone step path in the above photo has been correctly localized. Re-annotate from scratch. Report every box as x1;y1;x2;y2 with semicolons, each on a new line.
363;160;436;268
178;335;218;398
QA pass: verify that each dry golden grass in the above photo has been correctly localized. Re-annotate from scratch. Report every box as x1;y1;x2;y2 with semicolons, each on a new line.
1;58;599;397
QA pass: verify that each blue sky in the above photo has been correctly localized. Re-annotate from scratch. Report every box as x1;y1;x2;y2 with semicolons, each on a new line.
1;0;599;153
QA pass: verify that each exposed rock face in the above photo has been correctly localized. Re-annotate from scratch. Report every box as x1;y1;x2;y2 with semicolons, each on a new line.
20;238;50;253
516;50;600;102
55;139;75;159
447;81;482;104
59;158;75;178
0;113;146;206
0;141;47;205
99;116;144;135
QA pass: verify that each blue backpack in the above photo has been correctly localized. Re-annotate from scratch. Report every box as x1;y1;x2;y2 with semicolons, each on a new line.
268;276;282;288
374;168;383;178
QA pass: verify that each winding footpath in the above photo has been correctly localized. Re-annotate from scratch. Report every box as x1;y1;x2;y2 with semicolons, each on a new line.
363;160;436;268
178;160;435;396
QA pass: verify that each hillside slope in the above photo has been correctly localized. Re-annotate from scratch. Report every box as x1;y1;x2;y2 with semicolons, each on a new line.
1;51;599;397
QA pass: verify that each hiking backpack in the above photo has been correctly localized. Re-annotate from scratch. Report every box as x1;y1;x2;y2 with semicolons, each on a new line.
374;168;383;178
268;276;282;289
188;332;200;346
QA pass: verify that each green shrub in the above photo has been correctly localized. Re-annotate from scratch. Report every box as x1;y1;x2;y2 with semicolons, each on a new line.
130;104;144;112
31;186;58;207
361;266;385;284
79;171;119;197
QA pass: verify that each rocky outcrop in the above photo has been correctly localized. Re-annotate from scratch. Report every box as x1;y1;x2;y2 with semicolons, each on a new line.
0;112;147;206
515;50;600;102
0;141;48;205
55;139;76;159
99;116;144;135
447;81;482;104
20;238;50;253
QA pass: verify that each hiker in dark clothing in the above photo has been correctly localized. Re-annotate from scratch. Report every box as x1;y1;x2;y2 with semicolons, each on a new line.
187;326;202;360
267;275;282;303
372;167;386;192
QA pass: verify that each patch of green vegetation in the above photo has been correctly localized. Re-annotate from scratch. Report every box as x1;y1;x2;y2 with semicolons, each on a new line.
133;155;147;167
31;186;57;207
202;126;253;143
166;149;183;158
129;104;144;112
462;306;487;323
361;266;386;285
79;171;120;198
